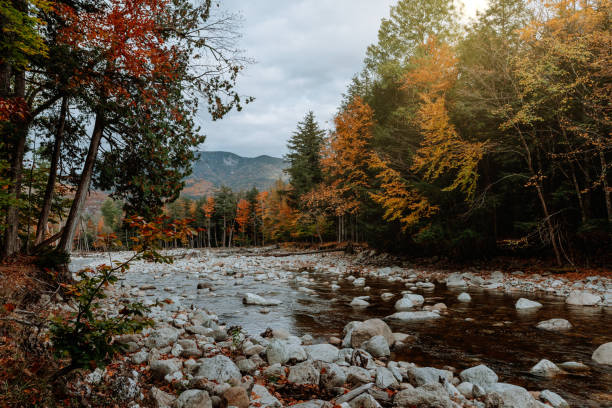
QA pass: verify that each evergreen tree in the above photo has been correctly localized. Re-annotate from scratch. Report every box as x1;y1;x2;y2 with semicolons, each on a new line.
285;111;326;203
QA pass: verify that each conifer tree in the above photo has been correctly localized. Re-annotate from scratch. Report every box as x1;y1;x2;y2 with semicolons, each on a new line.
285;111;326;203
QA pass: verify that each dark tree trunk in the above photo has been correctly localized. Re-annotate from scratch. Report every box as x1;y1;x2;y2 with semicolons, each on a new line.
35;96;68;245
58;109;105;254
1;69;27;258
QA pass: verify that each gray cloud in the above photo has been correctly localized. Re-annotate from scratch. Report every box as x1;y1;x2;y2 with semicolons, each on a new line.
196;0;489;158
196;0;396;157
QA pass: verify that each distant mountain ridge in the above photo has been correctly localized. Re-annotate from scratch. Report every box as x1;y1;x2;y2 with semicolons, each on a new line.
182;151;288;196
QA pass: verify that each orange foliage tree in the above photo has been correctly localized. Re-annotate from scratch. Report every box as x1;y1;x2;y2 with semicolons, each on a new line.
404;38;486;199
235;199;251;244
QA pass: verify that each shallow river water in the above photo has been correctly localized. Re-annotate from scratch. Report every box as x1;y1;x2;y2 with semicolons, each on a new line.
74;253;612;407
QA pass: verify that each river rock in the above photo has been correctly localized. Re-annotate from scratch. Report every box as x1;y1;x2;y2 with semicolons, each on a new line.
346;366;373;385
446;273;468;288
515;298;543;310
250;384;281;407
592;342;612;365
305;344;339;363
530;359;562;377
150;358;182;379
536;318;572;331
346;319;394;348
221;386;249;408
350;297;370;307
349;393;381;408
319;362;347;389
408;366;453;387
457;292;471;302
195;355;241;383
540;390;569;408
459;364;498;389
175;389;212;408
393;383;453;408
385;311;441;322
292;401;334;408
566;290;601;306
456;382;474;398
144;327;180;348
353;277;366;286
288;360;320;385
266;339;308;365
394;297;416;311
242;293;281;306
484;383;539;408
381;293;394;301
403;294;425;306
376;367;399;389
150;386;176;408
364;335;390;358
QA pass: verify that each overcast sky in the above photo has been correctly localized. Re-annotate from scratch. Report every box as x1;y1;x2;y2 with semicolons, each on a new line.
197;0;489;158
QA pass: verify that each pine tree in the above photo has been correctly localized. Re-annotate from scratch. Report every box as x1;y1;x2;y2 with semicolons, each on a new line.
285;111;326;203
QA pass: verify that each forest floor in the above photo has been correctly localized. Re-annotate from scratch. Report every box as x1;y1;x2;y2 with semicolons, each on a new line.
1;246;611;407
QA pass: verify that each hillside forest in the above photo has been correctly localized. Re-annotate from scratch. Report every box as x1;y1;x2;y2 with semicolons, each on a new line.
1;0;611;267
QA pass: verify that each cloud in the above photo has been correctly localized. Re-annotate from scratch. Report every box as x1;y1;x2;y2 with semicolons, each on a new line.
196;0;489;158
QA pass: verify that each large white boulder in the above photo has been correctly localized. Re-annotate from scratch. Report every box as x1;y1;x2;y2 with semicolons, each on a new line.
592;342;612;365
195;355;241;383
304;344;339;363
459;364;498;389
566;290;602;306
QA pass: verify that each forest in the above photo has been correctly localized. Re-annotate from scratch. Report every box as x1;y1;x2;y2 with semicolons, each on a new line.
110;0;610;267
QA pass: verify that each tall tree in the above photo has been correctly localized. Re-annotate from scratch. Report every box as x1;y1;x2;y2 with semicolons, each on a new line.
285;111;326;203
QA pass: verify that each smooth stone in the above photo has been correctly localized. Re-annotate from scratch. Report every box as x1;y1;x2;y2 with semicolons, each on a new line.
305;344;340;363
288;360;320;385
484;383;539;408
376;366;399;389
175;389;212;408
592;342;612;365
566;290;601;306
364;335;390;358
530;359;562;377
515;298;543;310
195;355;241;383
250;384;282;407
242;293;281;306
459;364;498;389
558;361;589;372
408;366;453;387
350;298;370;307
385;311;441;322
345;319;394;348
393;383;453;408
457;292;471;302
535;318;572;331
540;390;569;408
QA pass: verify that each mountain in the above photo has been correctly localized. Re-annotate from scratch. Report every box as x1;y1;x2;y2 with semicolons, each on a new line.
182;151;288;196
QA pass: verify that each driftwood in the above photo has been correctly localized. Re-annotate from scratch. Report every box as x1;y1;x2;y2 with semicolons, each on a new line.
247;247;348;257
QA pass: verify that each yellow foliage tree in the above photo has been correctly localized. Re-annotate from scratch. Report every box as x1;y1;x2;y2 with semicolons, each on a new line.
368;153;438;231
404;38;486;199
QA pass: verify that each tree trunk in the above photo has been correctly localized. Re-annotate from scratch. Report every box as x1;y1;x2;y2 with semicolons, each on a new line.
222;216;226;248
58;109;105;254
600;151;612;223
35;96;68;245
569;163;587;223
1;69;27;258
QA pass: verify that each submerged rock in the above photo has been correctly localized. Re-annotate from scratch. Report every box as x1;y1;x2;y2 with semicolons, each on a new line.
540;389;569;408
536;318;572;331
385;311;441;322
457;292;471;302
242;293;281;306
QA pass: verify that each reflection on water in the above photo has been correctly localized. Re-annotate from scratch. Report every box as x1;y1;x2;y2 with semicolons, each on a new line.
124;266;611;406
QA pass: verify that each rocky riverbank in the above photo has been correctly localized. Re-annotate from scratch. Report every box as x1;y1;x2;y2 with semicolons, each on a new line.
67;248;611;407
